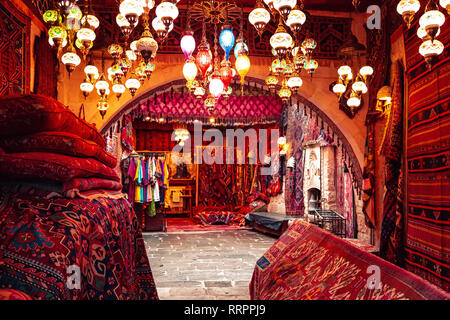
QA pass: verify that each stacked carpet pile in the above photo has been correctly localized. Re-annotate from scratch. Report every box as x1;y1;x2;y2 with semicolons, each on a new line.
0;94;123;199
0;94;158;300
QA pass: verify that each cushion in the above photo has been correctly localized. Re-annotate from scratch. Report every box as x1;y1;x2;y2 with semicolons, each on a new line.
0;289;32;300
0;131;116;168
0;94;106;148
0;152;120;182
63;177;123;192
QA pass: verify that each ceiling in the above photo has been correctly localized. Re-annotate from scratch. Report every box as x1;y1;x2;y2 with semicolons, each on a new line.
92;0;381;13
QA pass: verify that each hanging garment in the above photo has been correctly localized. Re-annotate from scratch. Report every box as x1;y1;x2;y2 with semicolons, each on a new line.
343;164;355;238
152;157;160;203
148;157;156;216
127;157;137;202
145;158;153;203
135;157;145;203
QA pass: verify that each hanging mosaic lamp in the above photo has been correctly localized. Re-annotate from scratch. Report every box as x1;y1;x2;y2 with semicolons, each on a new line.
76;26;96;57
219;26;236;61
56;0;77;12
273;0;297;20
112;80;126;99
135;67;147;83
142;61;155;79
81;14;100;30
108;44;123;61
397;0;421;28
181;32;196;60
136;27;158;64
119;0;144;28
234;41;249;59
120;58;132;76
419;1;445;42
286;72;303;94
293;52;307;72
219;60;233;89
270;18;293;59
97;98;109;119
194;86;206;99
84;64;99;81
95;74;109;97
65;5;83;31
80;77;94;99
222;86;232;99
249;0;271;37
180;0;195;60
419;39;444;68
271;58;283;75
183;57;198;82
125;73;141;96
265;72;279;93
48;26;67;54
205;95;216;113
209;75;225;100
43;10;59;25
278;80;292;102
116;13;133;39
301;37;317;59
113;64;125;81
156;0;179;31
417;25;441;40
196;41;213;81
304;59;319;78
153;16;173;39
286;6;306;34
235;53;251;86
61;46;81;75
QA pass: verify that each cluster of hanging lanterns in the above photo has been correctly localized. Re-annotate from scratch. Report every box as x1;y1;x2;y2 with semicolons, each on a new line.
43;0;99;75
78;0;180;118
180;1;251;114
174;126;190;146
397;0;447;68
248;0;317;103
331;33;373;112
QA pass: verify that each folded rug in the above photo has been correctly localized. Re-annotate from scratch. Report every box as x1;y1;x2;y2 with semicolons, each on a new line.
0;151;119;183
0;131;116;168
0;94;105;148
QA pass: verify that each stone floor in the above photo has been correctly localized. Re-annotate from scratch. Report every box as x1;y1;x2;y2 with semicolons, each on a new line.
143;230;277;300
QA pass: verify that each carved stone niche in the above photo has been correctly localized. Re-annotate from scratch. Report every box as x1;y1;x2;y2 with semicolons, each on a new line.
303;141;337;221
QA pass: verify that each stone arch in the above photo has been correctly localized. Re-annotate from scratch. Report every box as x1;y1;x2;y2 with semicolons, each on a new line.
100;76;363;191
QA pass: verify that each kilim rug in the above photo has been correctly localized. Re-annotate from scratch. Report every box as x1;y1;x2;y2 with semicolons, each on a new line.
250;220;449;300
404;23;450;292
165;218;250;232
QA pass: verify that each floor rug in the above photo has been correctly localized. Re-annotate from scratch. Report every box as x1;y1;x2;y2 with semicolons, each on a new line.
250;219;449;300
165;217;250;232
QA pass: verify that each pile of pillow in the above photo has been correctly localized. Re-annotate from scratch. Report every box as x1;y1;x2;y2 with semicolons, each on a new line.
0;94;123;199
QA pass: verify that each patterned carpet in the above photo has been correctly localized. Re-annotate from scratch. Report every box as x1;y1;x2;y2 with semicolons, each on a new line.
166;218;249;232
404;24;450;292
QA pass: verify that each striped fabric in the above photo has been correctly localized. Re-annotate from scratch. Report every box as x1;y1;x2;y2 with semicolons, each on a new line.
404;24;450;292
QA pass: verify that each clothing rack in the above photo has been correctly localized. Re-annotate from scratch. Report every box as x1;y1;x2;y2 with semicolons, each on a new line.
135;150;168;157
131;150;169;232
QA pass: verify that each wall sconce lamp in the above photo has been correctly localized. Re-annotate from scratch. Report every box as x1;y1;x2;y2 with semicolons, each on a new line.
375;85;392;116
278;136;288;154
